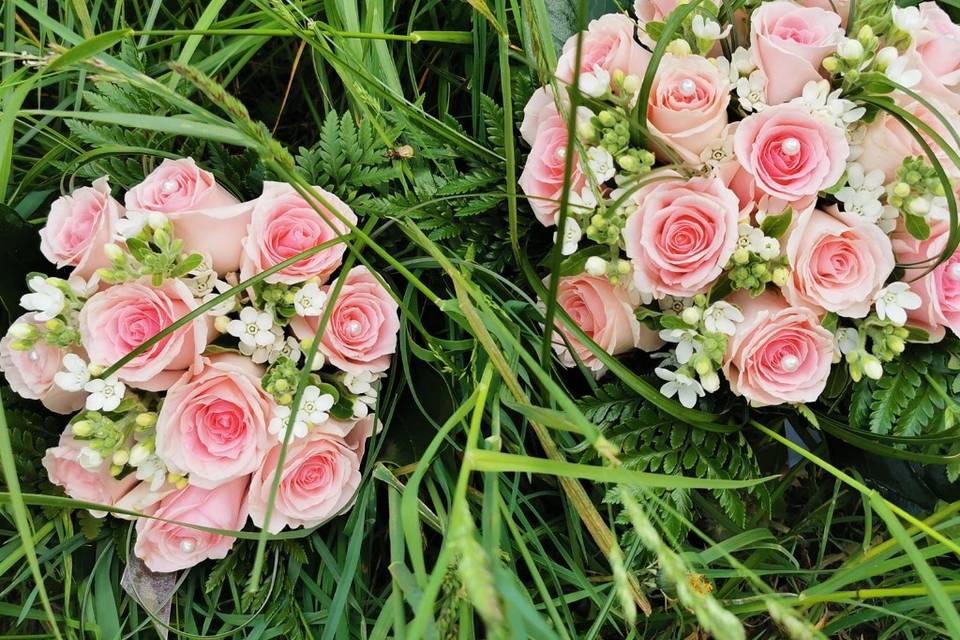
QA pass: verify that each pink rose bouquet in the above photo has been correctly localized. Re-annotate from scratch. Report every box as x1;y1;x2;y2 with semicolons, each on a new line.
520;1;960;410
0;158;399;572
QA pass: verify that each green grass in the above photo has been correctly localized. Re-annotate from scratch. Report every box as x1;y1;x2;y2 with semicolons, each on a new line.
1;1;959;638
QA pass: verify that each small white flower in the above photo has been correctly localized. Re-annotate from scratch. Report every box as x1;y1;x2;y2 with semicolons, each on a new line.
892;5;927;34
655;367;705;409
228;306;276;348
879;205;900;234
83;375;125;412
579;65;611;98
836;163;886;224
54;354;91;392
884;56;922;88
275;336;302;364
874;282;922;326
729;47;756;79
201;279;238;317
344;370;379;395
835;327;859;355
67;274;99;297
790;80;865;127
736;70;767;113
268;404;309;441
692;15;731;41
240;325;285;364
737;223;765;253
569;188;598;215
553;217;582;256
703;301;744;336
352;399;370;419
758;237;781;261
700;131;735;168
584;256;607;277
114;211;150;240
294;282;328;317
658;329;701;364
586;146;616;182
77;447;104;471
836;37;864;62
300;385;335;425
20;276;65;321
134;455;167;491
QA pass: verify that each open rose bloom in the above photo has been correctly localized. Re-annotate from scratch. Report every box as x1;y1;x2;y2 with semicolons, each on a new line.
2;158;399;572
519;1;960;410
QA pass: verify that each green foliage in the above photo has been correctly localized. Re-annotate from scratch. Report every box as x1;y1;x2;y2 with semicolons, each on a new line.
0;388;61;492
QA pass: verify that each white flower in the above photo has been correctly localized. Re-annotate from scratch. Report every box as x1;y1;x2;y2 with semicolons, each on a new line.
54;354;91;392
879;206;900;234
703;301;744;336
700;370;720;393
700;132;735;168
836;163;886;223
553;217;582;256
20;276;65;321
658;329;701;364
83;375;125;412
77;447;104;471
736;71;767;113
790;80;865;128
134;455;167;492
114;211;150;240
729;47;756;79
240;325;285;364
579;65;611;98
353;399;370;419
268;405;309;441
569;188;598;215
874;282;922;326
835;327;859;355
885;56;922;88
294;282;328;317
228;306;276;348
67;274;99;297
655;367;705;409
586;146;616;182
201;279;238;317
758;237;781;260
300;385;335;425
344;370;378;395
836;38;864;62
584;256;607;276
692;15;731;41
892;5;927;34
737;223;765;253
275;336;302;364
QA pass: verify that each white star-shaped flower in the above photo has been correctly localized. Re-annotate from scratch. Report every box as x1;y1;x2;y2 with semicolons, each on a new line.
553;217;582;256
343;370;378;395
655;367;705;409
54;354;91;392
729;47;756;80
294;282;328;317
884;56;922;89
114;210;150;240
300;385;335;425
703;301;744;336
569;187;598;216
228;306;276;348
836;163;886;224
658;329;701;364
790;80;865;127
692;15;731;41
134;454;168;491
736;70;767;113
586;146;616;183
20;276;65;321
874;282;921;326
83;375;125;412
201;279;238;317
579;64;611;98
268;404;309;441
892;5;927;34
835;327;860;355
77;447;104;471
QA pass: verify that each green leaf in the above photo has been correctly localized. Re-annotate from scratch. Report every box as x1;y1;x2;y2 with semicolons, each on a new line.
904;212;931;240
760;208;793;239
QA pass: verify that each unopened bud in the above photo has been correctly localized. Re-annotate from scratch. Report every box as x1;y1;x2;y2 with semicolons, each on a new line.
666;39;691;56
908;197;930;216
681;306;701;325
104;243;124;261
147;212;168;230
700;370;720;393
862;355;884;380
214;315;231;333
772;267;789;287
887;335;906;354
837;38;864;61
585;256;607;276
693;355;713;376
893;181;912;198
112;450;130;466
822;56;840;73
8;323;35;339
135;412;157;427
733;247;751;265
72;420;94;437
875;46;898;70
622;74;642;94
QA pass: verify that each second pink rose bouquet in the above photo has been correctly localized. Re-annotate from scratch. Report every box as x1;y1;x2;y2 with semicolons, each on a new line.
0;158;399;572
522;0;960;412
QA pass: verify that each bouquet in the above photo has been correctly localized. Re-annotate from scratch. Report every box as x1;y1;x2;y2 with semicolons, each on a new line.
522;0;960;420
0;158;399;572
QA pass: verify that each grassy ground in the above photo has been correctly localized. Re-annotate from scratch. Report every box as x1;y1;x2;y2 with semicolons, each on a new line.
1;1;960;638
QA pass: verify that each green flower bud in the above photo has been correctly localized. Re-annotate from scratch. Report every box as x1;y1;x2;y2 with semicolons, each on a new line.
681;306;701;325
72;420;94;437
733;247;750;265
772;267;789;287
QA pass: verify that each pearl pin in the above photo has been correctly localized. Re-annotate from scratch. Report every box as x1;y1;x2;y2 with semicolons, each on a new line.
161;179;178;194
781;355;800;373
555;148;567;160
27;350;39;362
950;263;960;280
179;538;196;553
347;320;363;337
781;137;801;156
678;79;697;97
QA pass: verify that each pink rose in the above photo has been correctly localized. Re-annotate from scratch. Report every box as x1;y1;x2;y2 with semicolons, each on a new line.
40;177;121;278
623;176;740;298
291;266;399;373
548;273;661;374
750;1;843;105
723;290;834;406
892;221;960;341
796;0;852;26
43;432;137;517
647;54;730;163
518;97;586;226
79;279;211;391
247;417;373;533
556;14;650;87
906;3;960;111
155;354;274;489
734;104;849;203
0;313;85;414
240;182;356;285
134;476;249;573
783;209;895;317
635;0;723;46
124;158;249;275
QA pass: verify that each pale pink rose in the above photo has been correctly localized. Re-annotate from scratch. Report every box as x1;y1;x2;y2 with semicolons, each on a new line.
892;220;960;341
647;54;730;163
723;290;834;406
547;273;661;375
240;182;356;285
734;104;849;203
635;0;723;45
291;266;399;373
0;313;85;414
247;416;373;533
518;100;587;226
39;177;121;278
783;209;895;318
556;14;650;86
623;176;740;298
155;354;274;489
906;3;960;111
124;158;249;275
43;431;137;517
134;476;249;573
750;1;843;105
79;279;211;391
796;0;852;26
